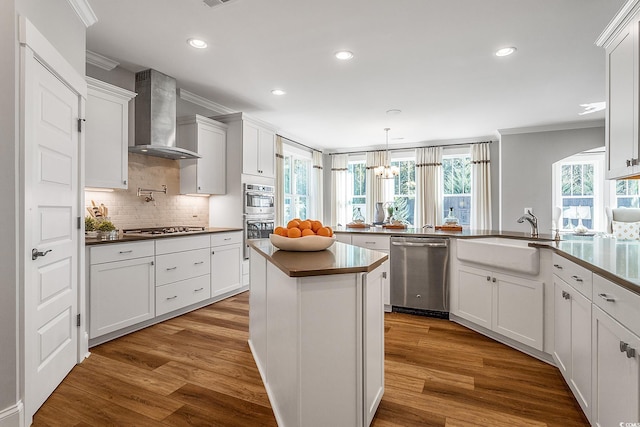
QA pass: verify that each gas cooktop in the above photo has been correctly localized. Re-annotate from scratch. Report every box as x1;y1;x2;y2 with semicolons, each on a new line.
122;226;206;235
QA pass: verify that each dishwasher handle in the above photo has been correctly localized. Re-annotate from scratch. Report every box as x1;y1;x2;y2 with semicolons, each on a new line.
391;241;448;248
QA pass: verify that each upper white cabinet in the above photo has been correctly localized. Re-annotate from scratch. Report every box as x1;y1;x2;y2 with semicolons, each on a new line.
212;112;276;179
598;3;640;179
177;115;227;195
85;77;136;189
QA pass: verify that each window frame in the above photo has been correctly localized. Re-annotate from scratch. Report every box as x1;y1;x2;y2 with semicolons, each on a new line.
283;144;312;222
441;147;472;226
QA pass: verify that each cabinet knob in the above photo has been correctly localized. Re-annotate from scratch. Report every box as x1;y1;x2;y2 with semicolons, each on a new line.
620;341;629;352
627;159;632;167
123;179;127;185
562;290;570;300
492;277;496;283
198;186;201;190
486;276;491;281
627;347;637;358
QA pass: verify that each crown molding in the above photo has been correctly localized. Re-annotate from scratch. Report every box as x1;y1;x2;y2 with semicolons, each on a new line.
86;76;136;100
177;88;235;115
86;50;119;71
596;0;640;48
66;0;98;27
498;119;604;136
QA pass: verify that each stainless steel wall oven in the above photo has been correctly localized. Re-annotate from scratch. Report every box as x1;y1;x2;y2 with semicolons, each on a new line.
243;215;274;259
243;184;275;259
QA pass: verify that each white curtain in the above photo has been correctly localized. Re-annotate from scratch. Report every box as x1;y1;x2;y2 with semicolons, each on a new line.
312;150;323;222
415;146;443;227
471;142;492;230
365;151;387;222
331;154;349;226
275;136;285;226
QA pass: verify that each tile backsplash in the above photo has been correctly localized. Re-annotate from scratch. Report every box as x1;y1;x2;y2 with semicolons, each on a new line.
85;153;209;230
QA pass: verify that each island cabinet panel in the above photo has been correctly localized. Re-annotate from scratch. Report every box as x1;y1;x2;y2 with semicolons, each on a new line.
248;250;267;383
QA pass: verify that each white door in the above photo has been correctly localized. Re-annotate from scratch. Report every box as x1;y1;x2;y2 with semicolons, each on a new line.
24;53;80;420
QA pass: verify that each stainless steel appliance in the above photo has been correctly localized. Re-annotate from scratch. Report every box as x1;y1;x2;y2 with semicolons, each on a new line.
122;226;206;235
390;236;449;318
244;183;275;215
243;215;274;259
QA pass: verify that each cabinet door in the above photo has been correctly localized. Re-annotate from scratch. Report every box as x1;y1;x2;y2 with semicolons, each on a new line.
493;272;543;351
89;256;155;338
457;266;493;329
554;278;572;378
258;127;275;178
592;306;640;427
364;266;385;425
606;20;638;179
85;80;135;189
196;124;226;194
570;284;592;417
211;243;242;297
242;121;260;176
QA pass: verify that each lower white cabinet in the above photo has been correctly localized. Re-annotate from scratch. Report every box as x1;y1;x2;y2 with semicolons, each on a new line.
156;275;210;316
457;265;543;350
89;242;155;339
553;275;592;419
592;305;640;427
211;232;243;297
350;234;391;311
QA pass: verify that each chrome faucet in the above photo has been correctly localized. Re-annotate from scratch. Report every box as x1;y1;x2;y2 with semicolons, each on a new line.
517;210;538;238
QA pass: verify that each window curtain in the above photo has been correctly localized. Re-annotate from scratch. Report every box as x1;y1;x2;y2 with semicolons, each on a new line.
275;136;285;226
471;142;492;230
415;147;443;227
312;150;323;222
365;151;387;222
331;154;349;226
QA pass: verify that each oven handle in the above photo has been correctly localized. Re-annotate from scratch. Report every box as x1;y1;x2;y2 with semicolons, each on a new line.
245;191;275;197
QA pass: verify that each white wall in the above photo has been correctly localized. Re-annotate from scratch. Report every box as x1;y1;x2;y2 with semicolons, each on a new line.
499;124;605;234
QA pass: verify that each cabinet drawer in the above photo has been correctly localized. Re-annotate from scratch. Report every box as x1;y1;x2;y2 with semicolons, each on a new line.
90;241;155;265
155;235;210;255
351;234;390;251
211;231;242;247
156;248;210;286
156;275;211;316
593;274;640;337
551;254;593;299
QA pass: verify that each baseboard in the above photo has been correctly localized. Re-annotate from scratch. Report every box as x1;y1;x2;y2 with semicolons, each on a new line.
247;340;285;427
0;401;24;427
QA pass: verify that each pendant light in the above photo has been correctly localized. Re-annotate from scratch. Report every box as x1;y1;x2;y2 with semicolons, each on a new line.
374;128;399;179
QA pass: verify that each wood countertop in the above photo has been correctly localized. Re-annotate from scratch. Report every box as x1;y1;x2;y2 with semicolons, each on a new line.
85;227;243;246
249;239;388;277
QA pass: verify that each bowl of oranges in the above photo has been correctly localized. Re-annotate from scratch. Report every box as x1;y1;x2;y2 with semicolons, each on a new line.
269;219;336;251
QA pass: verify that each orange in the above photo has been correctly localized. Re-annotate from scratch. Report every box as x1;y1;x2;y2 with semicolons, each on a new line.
274;226;285;236
287;227;302;238
287;219;300;229
317;227;331;237
311;220;322;232
299;220;312;230
326;226;333;237
278;227;289;236
301;228;315;236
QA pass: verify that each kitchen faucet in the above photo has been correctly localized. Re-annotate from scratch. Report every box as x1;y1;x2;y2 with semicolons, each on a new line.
517;210;538;238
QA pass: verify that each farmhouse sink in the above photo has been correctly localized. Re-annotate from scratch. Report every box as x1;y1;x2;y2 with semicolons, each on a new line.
456;237;540;275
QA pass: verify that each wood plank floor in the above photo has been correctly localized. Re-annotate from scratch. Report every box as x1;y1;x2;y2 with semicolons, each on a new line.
33;292;589;426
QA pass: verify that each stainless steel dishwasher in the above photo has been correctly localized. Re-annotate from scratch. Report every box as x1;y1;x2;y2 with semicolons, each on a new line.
390;236;449;318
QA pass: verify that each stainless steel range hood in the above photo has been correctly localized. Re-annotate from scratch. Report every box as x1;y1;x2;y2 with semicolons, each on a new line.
129;69;200;160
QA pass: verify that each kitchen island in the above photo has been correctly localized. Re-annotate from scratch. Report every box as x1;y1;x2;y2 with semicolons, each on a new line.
248;240;388;427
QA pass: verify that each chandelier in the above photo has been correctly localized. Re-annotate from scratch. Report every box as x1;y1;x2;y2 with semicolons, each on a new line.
374;128;399;179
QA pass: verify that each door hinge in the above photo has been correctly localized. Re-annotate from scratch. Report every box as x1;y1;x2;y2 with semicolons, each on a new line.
77;118;85;132
76;314;81;327
77;216;81;229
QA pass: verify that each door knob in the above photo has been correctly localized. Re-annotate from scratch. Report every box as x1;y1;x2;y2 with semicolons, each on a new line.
32;248;52;260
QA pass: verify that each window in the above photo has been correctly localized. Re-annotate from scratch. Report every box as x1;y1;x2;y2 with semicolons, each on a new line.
347;156;366;219
616;179;640;208
283;146;311;222
559;162;596;230
391;154;416;225
442;153;471;226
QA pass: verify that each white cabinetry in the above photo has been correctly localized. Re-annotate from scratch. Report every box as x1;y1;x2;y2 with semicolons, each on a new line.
457;265;544;351
211;232;243;297
177;115;227;195
553;273;592;419
85;77;136;189
351;234;391;311
598;5;640;179
242;120;275;178
155;235;211;316
89;241;155;338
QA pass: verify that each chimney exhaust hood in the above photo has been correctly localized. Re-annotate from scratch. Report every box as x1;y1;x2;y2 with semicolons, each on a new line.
129;69;200;160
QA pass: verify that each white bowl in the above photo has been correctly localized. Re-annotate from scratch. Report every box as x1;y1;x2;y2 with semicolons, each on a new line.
269;234;336;251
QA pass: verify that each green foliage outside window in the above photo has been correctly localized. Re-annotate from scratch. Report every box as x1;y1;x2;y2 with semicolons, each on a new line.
443;157;471;195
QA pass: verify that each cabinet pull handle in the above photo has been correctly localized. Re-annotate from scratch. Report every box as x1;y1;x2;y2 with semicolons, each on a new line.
119;250;133;254
150;261;154;266
627;159;633;167
492;277;496;283
212;251;215;255
166;266;177;271
365;241;376;245
621;341;629;352
166;295;178;300
553;264;563;269
194;261;204;265
562;290;570;300
486;276;491;281
627;347;637;358
194;287;204;292
598;293;615;303
571;275;583;282
224;238;232;241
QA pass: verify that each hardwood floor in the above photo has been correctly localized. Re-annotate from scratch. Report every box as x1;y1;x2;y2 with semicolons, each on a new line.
33;292;588;426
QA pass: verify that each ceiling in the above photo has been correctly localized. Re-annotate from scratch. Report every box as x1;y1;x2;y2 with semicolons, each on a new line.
85;0;625;151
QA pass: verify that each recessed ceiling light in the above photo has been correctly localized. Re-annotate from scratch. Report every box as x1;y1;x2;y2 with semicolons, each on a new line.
495;47;517;57
271;89;286;96
335;50;354;60
386;109;402;115
188;38;208;49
